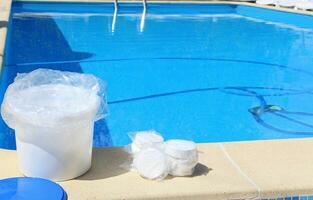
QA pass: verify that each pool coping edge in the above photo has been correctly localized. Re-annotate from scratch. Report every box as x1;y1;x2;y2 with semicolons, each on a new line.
0;0;12;73
2;138;313;199
12;0;313;16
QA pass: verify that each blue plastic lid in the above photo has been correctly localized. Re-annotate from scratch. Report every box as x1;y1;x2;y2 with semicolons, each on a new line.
0;177;67;200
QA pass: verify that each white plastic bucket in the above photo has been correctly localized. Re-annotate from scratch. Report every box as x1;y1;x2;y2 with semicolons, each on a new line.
15;120;94;181
2;84;101;181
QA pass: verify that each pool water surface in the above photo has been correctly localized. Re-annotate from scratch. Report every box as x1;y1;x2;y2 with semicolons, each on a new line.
2;2;313;149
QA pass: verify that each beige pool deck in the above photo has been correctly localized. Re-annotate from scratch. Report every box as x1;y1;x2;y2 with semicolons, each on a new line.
1;0;313;199
1;139;313;199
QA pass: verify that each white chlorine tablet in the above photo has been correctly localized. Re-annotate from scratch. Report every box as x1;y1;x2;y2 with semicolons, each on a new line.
167;155;198;168
133;148;169;180
164;139;197;159
165;140;198;177
131;130;164;153
169;166;195;176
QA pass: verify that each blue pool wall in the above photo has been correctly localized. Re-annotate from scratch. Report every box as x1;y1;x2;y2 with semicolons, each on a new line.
9;1;313;25
236;5;313;29
260;195;313;200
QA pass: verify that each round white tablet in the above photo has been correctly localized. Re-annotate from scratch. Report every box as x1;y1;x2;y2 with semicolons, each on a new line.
169;166;195;177
133;148;169;180
165;140;197;159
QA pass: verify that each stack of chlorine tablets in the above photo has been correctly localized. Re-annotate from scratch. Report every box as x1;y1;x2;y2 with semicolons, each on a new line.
128;130;198;180
165;140;198;177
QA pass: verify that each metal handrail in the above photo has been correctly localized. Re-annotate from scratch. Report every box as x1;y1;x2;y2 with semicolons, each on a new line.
143;0;147;12
112;0;118;32
114;0;118;10
140;0;147;32
112;0;146;33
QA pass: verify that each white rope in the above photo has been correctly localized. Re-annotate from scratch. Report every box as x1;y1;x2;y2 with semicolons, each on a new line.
218;143;261;200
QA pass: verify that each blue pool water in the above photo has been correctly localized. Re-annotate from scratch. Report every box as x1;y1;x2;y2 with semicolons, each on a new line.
2;2;313;149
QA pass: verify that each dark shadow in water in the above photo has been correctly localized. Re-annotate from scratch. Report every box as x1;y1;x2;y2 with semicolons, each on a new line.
6;15;92;65
0;14;113;149
77;147;129;180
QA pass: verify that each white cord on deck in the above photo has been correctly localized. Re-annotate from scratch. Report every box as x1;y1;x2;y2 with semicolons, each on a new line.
218;143;261;200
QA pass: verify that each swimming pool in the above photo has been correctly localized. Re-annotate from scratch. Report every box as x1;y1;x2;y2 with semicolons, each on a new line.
1;2;313;149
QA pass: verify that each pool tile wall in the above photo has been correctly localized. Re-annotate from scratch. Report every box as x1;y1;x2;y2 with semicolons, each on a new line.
260;196;313;200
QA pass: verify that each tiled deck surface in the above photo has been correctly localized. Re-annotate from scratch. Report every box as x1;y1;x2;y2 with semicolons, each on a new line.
1;0;313;199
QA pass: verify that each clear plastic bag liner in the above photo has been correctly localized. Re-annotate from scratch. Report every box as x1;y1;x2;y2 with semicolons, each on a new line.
128;130;164;154
1;69;107;128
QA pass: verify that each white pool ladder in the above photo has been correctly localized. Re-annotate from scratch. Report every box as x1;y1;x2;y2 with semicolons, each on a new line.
111;0;147;33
